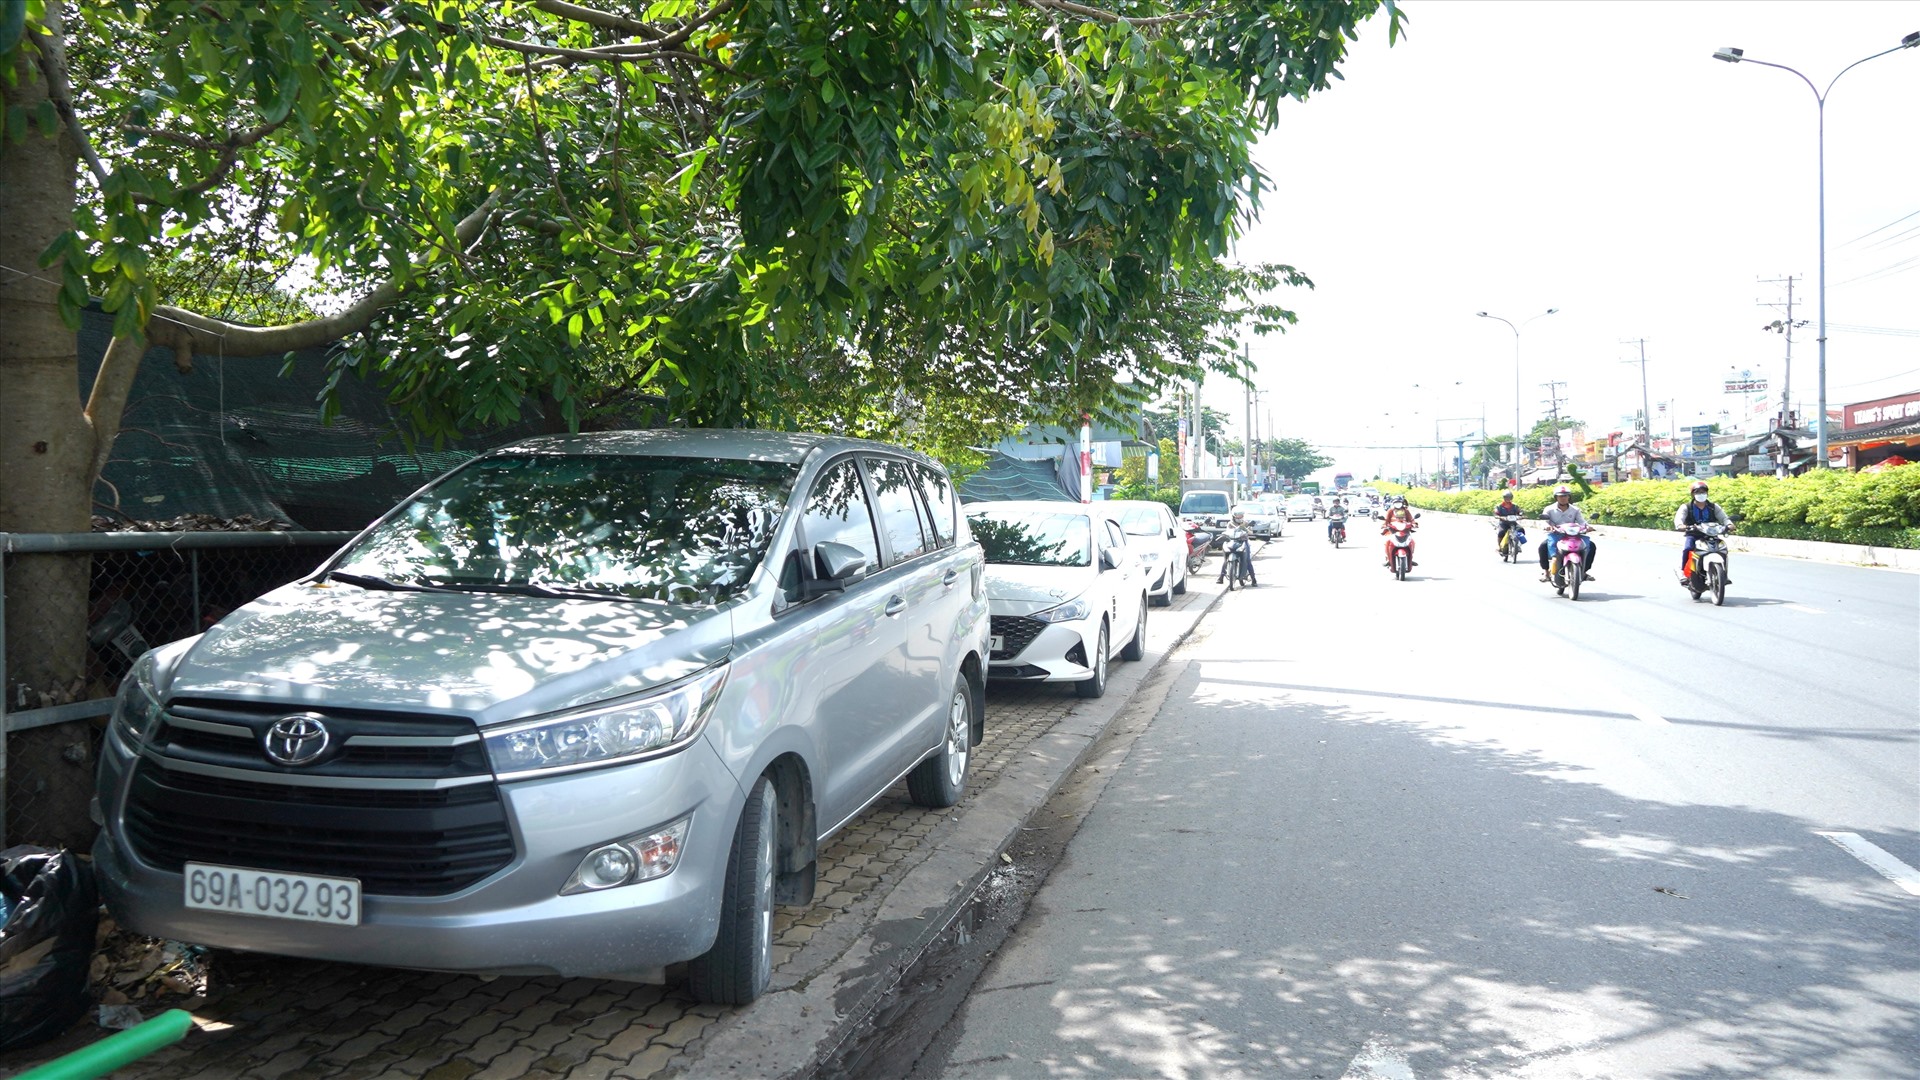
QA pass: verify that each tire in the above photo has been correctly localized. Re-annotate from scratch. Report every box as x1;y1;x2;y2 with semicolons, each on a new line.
1074;622;1109;698
1186;552;1204;575
1394;552;1407;581
686;775;778;1005
1172;562;1188;595
1121;598;1148;661
908;675;973;807
1708;562;1725;607
1568;561;1583;601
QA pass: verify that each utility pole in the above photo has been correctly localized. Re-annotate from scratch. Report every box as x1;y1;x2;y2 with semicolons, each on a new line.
1619;338;1651;450
1540;380;1567;472
1758;276;1804;474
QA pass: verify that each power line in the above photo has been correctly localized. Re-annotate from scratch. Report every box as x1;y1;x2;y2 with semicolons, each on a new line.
1836;208;1920;249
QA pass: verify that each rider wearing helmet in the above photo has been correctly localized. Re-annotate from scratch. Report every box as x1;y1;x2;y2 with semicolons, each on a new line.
1217;509;1258;586
1325;495;1349;542
1380;496;1417;568
1537;484;1598;581
1674;479;1734;582
1493;489;1522;553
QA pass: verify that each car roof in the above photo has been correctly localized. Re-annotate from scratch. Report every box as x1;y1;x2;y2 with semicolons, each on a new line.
487;428;938;468
967;499;1113;517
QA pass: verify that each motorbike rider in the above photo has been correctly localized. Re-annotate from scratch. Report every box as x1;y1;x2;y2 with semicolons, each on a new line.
1674;479;1734;583
1537;484;1597;581
1216;509;1258;586
1326;496;1350;542
1493;490;1523;553
1380;496;1417;567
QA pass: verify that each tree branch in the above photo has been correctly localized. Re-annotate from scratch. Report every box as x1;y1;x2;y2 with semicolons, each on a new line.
29;4;111;190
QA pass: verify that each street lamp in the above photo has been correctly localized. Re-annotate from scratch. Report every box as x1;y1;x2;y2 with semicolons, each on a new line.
1477;309;1558;486
1713;31;1920;468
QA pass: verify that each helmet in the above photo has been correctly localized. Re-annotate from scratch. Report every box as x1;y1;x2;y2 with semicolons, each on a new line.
1553;485;1573;497
1231;510;1246;522
1690;480;1709;494
1392;496;1406;507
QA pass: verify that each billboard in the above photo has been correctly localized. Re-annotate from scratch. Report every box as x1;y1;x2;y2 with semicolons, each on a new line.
1724;370;1768;393
1843;392;1920;430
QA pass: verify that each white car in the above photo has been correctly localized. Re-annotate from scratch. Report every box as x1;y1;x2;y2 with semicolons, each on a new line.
1283;494;1317;521
967;500;1150;699
1230;501;1284;539
1108;499;1188;606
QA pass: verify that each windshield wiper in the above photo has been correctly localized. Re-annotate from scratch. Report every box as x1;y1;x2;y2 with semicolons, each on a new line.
425;580;638;602
324;571;447;593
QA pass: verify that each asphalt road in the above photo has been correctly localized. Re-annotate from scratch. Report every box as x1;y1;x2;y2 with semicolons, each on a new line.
914;513;1920;1079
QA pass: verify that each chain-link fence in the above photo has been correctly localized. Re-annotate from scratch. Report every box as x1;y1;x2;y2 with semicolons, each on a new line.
1;530;353;848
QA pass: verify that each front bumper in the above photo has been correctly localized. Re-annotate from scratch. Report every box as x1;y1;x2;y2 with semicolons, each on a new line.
987;619;1101;683
93;724;745;980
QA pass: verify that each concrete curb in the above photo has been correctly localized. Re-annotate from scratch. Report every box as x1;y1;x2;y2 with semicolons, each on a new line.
685;579;1228;1078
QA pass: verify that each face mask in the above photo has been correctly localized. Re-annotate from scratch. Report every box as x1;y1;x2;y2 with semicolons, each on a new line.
1693;493;1708;503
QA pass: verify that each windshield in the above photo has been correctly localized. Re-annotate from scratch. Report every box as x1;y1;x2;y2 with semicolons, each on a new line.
966;509;1092;567
333;453;799;604
1231;503;1266;517
1179;493;1229;514
1115;506;1166;535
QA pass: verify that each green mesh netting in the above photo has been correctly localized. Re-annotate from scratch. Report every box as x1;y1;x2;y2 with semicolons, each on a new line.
81;307;546;530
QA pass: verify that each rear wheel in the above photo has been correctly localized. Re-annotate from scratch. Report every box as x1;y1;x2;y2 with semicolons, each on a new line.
686;775;778;1005
1708;563;1726;606
908;675;973;807
1074;623;1110;698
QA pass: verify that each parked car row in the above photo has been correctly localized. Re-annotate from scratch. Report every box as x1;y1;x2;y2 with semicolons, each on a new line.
89;433;1217;1013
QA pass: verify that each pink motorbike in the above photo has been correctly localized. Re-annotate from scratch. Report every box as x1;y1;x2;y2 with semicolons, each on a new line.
1544;522;1594;600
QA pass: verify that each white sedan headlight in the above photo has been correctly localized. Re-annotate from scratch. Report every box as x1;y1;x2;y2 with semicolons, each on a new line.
485;667;727;779
1031;599;1091;624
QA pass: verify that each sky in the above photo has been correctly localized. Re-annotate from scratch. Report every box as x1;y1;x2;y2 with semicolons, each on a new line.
1218;0;1919;482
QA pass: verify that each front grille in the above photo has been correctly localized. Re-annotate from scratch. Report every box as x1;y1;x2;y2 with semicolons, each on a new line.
122;700;514;896
990;615;1046;660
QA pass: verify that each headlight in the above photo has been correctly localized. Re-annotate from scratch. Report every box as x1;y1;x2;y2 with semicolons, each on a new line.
111;651;166;747
1031;599;1090;624
485;666;727;779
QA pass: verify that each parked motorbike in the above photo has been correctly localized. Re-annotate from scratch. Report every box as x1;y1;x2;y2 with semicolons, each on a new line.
1680;522;1732;606
1494;517;1526;563
1383;517;1417;581
1543;522;1594;600
1219;526;1255;590
1184;525;1215;574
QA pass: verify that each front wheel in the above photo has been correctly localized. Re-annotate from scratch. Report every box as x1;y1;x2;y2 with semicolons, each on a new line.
1074;622;1110;698
1394;552;1408;581
1567;561;1583;601
686;775;778;1005
907;675;973;807
1186;551;1204;574
1708;562;1726;606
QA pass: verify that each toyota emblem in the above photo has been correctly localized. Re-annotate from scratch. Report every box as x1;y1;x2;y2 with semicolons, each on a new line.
263;713;332;766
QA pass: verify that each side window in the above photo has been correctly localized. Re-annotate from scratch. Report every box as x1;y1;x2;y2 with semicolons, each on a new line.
867;457;933;563
800;459;880;573
1104;519;1128;552
912;463;957;549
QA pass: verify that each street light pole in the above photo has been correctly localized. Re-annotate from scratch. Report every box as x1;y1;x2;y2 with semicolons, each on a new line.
1477;309;1559;488
1714;32;1920;469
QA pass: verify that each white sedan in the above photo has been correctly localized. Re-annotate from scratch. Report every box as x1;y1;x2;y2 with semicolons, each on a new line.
1283;494;1317;521
967;500;1151;699
1108;499;1188;607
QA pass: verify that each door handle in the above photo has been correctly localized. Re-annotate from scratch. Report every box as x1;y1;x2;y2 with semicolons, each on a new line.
942;569;960;588
884;596;909;617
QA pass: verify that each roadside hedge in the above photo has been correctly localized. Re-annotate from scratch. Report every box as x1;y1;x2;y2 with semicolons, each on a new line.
1389;465;1920;549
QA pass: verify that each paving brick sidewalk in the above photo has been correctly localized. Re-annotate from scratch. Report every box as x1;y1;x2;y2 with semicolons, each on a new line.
0;576;1224;1080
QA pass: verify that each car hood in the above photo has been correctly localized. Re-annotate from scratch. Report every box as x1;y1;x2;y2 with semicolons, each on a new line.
981;564;1091;615
160;581;730;723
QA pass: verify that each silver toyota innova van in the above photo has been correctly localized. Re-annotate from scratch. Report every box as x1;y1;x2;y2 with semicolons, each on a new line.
92;429;989;1004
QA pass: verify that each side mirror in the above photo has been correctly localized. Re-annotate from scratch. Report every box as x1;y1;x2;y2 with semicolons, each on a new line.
803;541;869;597
1100;547;1124;571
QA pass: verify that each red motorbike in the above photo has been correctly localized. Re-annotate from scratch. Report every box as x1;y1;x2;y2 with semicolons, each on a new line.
1184;524;1215;574
1382;516;1418;581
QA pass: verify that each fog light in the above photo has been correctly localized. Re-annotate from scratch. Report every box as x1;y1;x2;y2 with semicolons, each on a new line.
561;816;691;895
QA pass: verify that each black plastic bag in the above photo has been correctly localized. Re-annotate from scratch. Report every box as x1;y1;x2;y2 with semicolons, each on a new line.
0;845;99;1052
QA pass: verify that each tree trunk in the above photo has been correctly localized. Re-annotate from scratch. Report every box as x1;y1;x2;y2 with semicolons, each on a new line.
1;3;100;848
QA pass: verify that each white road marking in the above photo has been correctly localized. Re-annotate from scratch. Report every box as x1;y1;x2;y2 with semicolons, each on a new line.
1341;1035;1418;1080
1816;831;1920;897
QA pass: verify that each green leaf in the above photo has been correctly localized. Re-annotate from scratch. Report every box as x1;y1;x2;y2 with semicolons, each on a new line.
0;1;24;54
